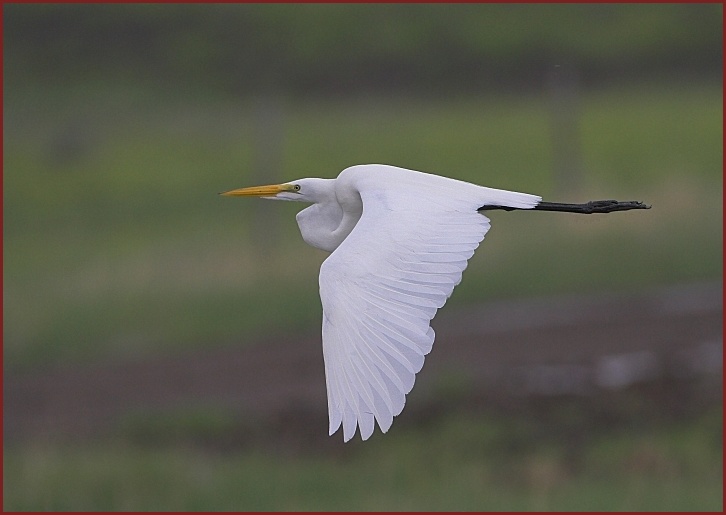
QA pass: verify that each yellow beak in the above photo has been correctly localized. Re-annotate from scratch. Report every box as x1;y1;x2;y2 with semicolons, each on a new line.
219;184;291;197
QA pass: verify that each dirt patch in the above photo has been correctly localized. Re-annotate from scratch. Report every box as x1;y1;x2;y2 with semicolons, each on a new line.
4;281;722;448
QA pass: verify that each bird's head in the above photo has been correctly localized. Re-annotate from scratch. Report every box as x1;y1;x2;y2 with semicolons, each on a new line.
220;178;333;203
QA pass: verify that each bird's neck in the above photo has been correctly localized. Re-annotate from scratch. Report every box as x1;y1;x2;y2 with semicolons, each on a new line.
329;180;363;249
296;182;363;253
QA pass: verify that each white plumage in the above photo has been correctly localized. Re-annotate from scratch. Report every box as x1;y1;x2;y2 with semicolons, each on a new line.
222;164;541;441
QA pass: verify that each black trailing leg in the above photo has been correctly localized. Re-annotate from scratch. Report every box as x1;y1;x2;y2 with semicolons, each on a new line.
479;199;651;214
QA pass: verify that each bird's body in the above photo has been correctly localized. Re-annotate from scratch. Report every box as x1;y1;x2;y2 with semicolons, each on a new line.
222;164;649;442
292;166;539;252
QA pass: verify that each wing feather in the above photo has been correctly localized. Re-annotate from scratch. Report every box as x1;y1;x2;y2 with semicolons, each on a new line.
319;166;540;441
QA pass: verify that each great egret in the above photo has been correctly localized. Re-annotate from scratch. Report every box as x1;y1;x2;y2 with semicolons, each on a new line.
221;164;649;442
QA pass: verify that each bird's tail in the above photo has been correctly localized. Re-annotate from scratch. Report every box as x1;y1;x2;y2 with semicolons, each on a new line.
476;186;541;210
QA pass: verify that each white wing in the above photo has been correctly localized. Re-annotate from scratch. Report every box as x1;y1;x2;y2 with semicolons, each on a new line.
318;166;540;441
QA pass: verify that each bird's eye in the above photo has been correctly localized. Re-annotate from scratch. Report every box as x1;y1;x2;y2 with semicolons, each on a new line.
292;184;301;191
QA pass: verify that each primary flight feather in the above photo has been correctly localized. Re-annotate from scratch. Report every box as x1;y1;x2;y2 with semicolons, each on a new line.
221;164;649;442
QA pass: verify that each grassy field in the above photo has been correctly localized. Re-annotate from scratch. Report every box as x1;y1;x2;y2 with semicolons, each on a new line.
4;79;722;370
4;404;722;511
3;79;723;511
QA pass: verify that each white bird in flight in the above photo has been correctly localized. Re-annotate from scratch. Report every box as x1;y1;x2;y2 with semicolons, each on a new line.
221;164;648;442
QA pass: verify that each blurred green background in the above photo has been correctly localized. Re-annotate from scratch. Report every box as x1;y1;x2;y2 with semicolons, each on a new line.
3;3;723;511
